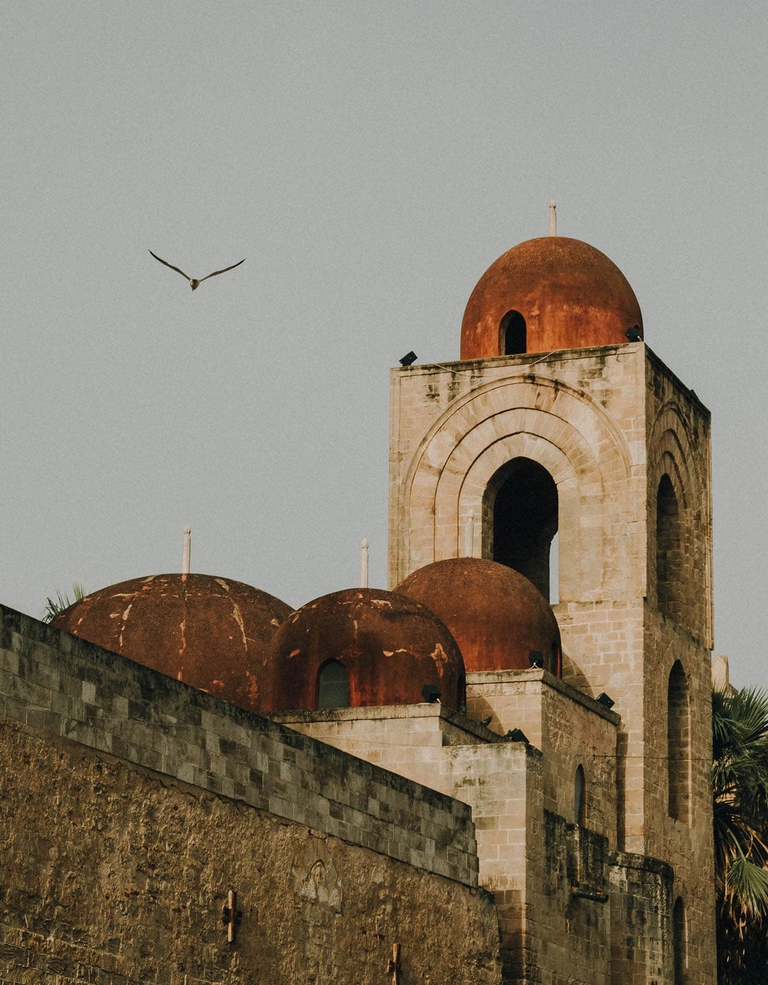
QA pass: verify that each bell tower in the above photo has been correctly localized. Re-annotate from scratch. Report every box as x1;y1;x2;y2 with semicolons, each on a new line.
388;221;715;982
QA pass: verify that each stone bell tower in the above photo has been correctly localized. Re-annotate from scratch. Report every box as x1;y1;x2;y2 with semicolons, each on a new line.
388;216;715;982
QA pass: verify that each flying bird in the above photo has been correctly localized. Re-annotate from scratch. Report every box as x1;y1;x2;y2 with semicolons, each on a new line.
149;250;246;290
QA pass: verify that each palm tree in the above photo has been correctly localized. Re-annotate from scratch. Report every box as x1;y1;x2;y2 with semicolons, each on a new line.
712;684;768;983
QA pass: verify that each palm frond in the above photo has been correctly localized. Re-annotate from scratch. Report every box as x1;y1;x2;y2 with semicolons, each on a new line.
41;582;86;622
725;853;768;920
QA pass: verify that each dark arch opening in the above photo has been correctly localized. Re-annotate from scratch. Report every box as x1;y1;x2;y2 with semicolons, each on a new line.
317;660;349;710
500;310;527;355
484;458;558;599
657;473;683;622
668;661;691;823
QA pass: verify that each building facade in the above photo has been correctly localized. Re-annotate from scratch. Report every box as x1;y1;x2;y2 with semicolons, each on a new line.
0;225;716;984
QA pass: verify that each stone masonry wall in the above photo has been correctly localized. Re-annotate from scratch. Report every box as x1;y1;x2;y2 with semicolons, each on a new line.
0;605;478;888
465;669;618;840
0;718;502;985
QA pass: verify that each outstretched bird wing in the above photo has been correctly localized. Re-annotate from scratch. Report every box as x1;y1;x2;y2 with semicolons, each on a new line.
197;258;246;284
148;250;191;281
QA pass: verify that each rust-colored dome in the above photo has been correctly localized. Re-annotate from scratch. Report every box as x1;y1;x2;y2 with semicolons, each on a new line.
395;558;561;675
265;588;466;712
461;236;643;359
52;574;292;712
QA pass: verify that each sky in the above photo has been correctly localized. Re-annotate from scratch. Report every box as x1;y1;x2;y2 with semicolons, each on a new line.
2;2;766;688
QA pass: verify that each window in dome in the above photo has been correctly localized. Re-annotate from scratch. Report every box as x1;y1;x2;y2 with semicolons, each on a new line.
318;660;349;709
667;661;691;823
483;457;558;599
500;310;527;355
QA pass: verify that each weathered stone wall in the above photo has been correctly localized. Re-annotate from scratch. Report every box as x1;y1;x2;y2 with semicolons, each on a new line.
271;704;490;791
0;605;478;887
645;348;713;649
608;851;675;985
0;719;502;985
465;669;619;839
0;605;504;983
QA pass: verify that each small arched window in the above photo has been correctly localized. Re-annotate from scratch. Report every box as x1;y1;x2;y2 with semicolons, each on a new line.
318;660;349;709
673;897;687;983
500;310;527;355
574;765;586;826
668;661;691;823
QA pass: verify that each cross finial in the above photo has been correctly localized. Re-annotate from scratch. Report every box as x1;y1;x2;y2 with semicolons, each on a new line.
221;889;242;944
388;943;402;983
549;200;557;236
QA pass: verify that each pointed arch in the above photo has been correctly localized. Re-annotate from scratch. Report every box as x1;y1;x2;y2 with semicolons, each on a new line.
395;375;635;601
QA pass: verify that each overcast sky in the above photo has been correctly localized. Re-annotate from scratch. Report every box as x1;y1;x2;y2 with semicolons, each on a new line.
2;2;766;688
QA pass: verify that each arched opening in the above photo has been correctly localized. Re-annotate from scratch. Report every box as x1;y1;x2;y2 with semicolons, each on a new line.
673;897;687;983
574;764;586;826
317;660;349;709
484;458;558;599
500;310;527;355
657;473;683;622
668;661;691;823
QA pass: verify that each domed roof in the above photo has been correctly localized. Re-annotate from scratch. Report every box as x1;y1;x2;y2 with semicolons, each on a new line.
395;558;561;675
52;574;292;712
461;236;643;359
265;588;466;712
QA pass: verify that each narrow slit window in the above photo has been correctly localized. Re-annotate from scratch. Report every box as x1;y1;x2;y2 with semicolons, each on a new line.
575;765;586;825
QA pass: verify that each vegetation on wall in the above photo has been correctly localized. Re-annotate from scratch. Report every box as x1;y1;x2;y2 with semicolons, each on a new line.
41;582;86;623
713;686;768;984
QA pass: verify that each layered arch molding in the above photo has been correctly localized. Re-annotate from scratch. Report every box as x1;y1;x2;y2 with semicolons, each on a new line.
398;376;636;601
648;400;712;646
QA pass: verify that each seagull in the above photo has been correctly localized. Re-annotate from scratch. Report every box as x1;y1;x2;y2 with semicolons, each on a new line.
149;250;246;290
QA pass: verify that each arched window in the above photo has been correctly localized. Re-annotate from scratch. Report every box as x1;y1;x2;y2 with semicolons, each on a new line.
317;660;349;709
484;458;558;599
574;765;586;826
657;473;683;622
673;897;687;983
500;310;527;355
668;661;691;823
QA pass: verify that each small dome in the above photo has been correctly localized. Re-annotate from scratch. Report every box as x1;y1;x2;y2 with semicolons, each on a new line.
461;236;643;359
52;574;292;712
265;588;466;712
395;558;561;675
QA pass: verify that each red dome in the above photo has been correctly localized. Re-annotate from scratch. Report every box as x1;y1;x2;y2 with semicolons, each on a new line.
265;588;466;711
461;236;643;359
52;574;292;712
396;558;561;675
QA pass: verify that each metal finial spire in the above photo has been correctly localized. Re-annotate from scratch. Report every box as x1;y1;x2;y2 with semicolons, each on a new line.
549;201;557;236
360;539;369;588
182;525;191;577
